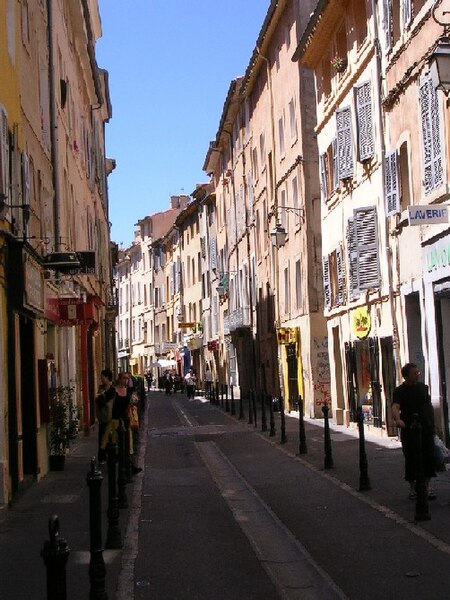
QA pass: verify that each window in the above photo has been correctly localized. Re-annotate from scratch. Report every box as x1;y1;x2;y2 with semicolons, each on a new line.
320;55;332;99
353;0;367;47
284;266;290;315
323;246;345;309
259;133;266;169
385;150;400;215
289;99;298;143
320;140;338;201
295;260;302;310
420;74;443;195
252;146;259;180
399;142;411;211
355;82;374;162
292;176;300;225
348;206;380;291
278;116;285;157
336;107;354;180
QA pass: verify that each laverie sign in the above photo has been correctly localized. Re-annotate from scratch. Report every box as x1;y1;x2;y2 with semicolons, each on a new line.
408;205;449;226
424;232;450;283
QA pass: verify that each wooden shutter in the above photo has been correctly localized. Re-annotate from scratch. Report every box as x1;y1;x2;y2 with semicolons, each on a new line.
0;106;9;201
402;0;412;27
355;206;380;290
336;244;345;306
320;153;328;201
210;237;217;270
332;138;339;190
385;150;400;215
200;236;206;258
323;255;331;310
382;0;392;51
355;82;374;162
346;217;359;299
420;75;443;195
336;107;354;180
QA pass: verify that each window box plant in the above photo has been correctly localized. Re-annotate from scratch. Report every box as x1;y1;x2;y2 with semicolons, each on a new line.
330;55;348;73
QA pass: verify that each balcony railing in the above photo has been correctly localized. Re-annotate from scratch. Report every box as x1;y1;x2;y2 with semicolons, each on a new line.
223;306;251;333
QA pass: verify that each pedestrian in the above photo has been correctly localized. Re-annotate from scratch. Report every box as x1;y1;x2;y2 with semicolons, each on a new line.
95;368;115;464
145;370;153;392
100;372;142;474
184;368;197;399
204;365;213;398
392;363;436;500
164;371;173;395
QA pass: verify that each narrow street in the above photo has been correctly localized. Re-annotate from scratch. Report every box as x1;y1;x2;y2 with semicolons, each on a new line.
125;392;450;600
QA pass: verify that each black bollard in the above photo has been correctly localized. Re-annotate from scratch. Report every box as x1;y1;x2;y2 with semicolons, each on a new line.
105;435;123;549
238;386;244;420
225;383;230;412
215;381;220;406
357;406;371;491
117;419;128;509
124;416;132;483
297;396;307;455
230;384;236;416
253;390;258;428
261;391;268;432
322;402;334;469
269;394;276;437
411;413;430;521
41;515;70;600
280;396;287;444
86;458;108;600
248;390;254;425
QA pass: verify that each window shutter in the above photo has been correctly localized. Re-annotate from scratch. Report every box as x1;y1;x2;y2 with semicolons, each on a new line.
355;82;374;162
346;218;359;299
382;0;392;51
336;107;354;180
320;153;328;201
176;257;181;293
336;244;345;305
419;75;443;195
355;206;380;290
200;236;206;258
0;106;10;201
332;138;339;190
323;255;331;310
402;0;411;27
170;263;175;295
385;150;400;215
210;237;217;270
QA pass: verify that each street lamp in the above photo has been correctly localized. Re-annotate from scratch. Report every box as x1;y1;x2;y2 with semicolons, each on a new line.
215;271;238;299
430;0;450;93
270;206;305;248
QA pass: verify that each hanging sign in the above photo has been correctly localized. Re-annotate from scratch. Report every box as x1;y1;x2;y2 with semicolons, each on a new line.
408;205;449;226
352;306;371;339
276;328;297;345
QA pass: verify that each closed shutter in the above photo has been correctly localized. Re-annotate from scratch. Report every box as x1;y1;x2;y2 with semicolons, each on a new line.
355;81;374;162
320;153;328;201
176;257;181;293
200;236;206;258
323;255;331;310
170;263;175;295
336;107;354;180
210;237;217;270
382;0;392;51
346;217;359;299
420;75;443;195
21;152;31;231
0;106;10;201
402;0;411;27
336;244;345;306
385;150;400;215
332;138;339;190
355;206;380;290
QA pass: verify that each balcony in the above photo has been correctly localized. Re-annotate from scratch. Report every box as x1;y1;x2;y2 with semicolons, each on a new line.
223;306;251;333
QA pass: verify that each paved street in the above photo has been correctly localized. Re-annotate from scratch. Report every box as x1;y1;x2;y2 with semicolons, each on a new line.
3;390;450;599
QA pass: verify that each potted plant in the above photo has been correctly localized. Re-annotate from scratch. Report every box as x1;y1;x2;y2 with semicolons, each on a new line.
330;54;348;73
48;385;73;471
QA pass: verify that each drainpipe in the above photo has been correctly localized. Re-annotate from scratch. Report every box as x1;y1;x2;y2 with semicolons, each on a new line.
47;0;60;251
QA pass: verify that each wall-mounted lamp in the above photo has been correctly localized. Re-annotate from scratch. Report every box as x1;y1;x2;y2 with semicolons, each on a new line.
270;206;305;248
430;1;450;94
0;194;31;222
216;271;238;299
43;251;81;273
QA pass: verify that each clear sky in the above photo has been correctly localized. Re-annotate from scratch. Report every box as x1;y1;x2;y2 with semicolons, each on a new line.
96;0;270;248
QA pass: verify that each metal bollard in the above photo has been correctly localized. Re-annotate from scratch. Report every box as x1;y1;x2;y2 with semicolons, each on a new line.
117;419;128;509
357;406;371;491
253;390;257;428
248;390;254;425
105;435;123;549
215;381;220;406
41;515;70;600
238;386;244;420
261;391;268;432
411;413;430;521
225;383;230;412
322;403;334;469
269;394;276;437
230;384;236;416
297;396;307;455
86;458;108;600
280;396;287;444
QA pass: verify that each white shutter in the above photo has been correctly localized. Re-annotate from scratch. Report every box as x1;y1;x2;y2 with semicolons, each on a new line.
419;75;443;195
336;107;354;180
382;0;392;51
210;237;217;270
355;206;380;290
320;153;328;201
402;0;412;28
346;218;359;299
336;244;345;306
323;255;331;310
385;150;400;215
355;82;374;162
332;138;339;190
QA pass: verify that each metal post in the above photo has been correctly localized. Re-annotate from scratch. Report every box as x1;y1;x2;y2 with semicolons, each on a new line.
238;386;244;420
261;391;267;432
225;383;230;412
322;403;334;469
280;396;287;444
253;390;257;428
269;394;276;437
297;396;307;455
248;390;254;425
230;384;236;416
105;435;122;549
86;458;108;600
411;413;430;521
357;406;371;491
117;419;128;509
215;380;220;406
41;515;70;600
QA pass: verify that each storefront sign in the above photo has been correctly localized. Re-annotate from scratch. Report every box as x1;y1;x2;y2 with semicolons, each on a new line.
207;340;219;351
23;252;44;314
424;233;450;282
44;297;94;326
277;328;298;345
352;306;371;339
408;205;449;226
178;322;196;329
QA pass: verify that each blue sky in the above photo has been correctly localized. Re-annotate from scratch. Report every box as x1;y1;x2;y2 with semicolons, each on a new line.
96;0;270;248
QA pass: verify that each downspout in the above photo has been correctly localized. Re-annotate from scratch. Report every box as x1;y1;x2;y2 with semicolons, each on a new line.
370;0;402;385
47;0;60;251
